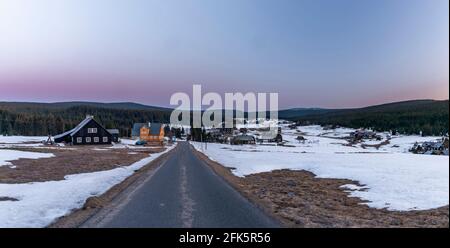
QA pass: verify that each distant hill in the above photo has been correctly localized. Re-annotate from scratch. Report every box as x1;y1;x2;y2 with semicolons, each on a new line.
278;108;337;119
1;99;448;136
0;101;171;112
286;100;449;136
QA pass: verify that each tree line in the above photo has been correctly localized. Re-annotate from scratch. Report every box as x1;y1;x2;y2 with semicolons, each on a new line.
292;100;449;136
0;106;171;137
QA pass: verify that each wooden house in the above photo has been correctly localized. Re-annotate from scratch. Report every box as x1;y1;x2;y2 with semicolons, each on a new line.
132;122;165;144
132;123;147;139
54;115;113;145
140;123;165;144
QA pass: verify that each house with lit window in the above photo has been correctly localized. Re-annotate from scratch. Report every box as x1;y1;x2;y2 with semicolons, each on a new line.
131;122;165;144
54;115;113;145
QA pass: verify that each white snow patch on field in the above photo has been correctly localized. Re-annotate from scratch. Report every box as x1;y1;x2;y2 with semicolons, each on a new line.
191;125;449;211
119;139;137;146
0;145;175;228
0;150;54;167
0;136;47;144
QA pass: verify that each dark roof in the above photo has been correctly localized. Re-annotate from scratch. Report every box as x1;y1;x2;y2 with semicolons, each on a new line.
107;129;120;134
150;123;163;135
54;116;95;139
132;123;164;137
232;135;256;141
132;123;147;137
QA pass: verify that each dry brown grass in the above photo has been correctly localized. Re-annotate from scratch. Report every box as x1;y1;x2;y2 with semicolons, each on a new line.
0;146;164;183
194;146;449;228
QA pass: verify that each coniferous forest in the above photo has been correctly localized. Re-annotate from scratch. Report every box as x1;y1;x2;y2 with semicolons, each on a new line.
0;103;171;137
289;100;449;136
0;99;448;137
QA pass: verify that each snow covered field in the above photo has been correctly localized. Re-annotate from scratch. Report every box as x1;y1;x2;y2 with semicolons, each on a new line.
0;150;54;167
191;125;449;211
0;136;48;149
0;145;175;228
0;136;47;144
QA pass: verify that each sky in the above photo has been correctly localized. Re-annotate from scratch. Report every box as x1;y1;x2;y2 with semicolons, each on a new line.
0;0;448;109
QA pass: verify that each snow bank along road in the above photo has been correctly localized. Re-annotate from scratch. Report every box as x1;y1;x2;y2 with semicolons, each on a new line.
0;146;174;228
82;141;279;228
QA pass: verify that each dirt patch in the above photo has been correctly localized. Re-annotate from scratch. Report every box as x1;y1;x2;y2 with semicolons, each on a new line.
0;196;19;201
193;147;449;228
0;146;164;183
361;139;391;149
48;145;176;228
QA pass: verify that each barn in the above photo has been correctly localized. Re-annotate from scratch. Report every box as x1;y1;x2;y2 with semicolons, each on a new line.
54;115;113;145
107;129;120;143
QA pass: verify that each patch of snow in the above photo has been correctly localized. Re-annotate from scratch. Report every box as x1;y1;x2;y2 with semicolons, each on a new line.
92;148;109;151
0;149;54;167
340;184;369;192
361;139;384;146
0;136;47;144
0;144;176;228
0;143;45;149
191;125;449;211
119;139;137;146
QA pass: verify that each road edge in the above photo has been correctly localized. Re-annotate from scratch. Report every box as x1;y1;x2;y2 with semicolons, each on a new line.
47;145;177;228
189;143;287;228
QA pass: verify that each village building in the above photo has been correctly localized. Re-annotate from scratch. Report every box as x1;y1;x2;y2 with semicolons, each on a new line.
256;127;283;143
132;123;147;139
132;122;165;144
257;132;282;143
410;137;449;155
231;134;256;145
54;115;113;145
107;129;120;143
350;129;382;141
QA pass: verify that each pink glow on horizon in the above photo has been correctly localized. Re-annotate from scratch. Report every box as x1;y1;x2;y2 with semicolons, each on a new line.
1;68;448;108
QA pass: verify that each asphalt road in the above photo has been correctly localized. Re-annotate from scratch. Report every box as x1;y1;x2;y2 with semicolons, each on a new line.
84;141;279;228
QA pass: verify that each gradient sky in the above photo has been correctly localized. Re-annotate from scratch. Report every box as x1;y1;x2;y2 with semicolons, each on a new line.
0;0;448;108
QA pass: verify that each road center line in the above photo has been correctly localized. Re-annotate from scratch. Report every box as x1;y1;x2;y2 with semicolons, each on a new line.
180;161;195;228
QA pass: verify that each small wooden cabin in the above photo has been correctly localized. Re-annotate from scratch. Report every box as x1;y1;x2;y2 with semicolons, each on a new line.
139;123;165;144
54;116;113;145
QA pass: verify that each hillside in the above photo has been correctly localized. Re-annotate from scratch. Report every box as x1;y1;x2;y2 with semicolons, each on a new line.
0;101;171;112
288;100;449;136
1;100;448;137
278;108;337;119
0;102;172;136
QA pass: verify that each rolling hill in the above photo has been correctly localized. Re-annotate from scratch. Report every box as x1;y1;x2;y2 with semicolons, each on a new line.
0;99;448;136
0;102;172;136
284;100;449;136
